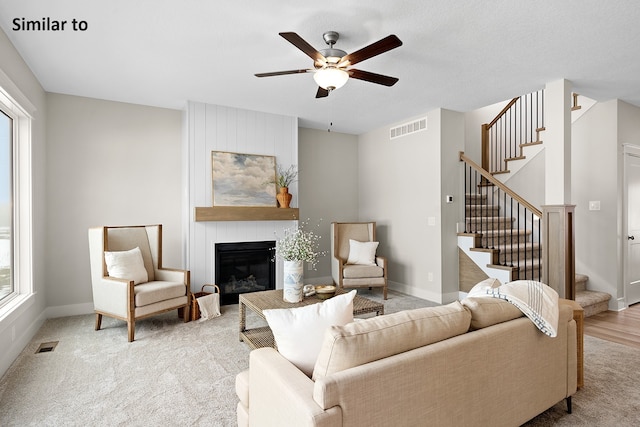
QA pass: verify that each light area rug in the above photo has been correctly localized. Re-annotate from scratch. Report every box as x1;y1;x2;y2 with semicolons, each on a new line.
0;290;638;426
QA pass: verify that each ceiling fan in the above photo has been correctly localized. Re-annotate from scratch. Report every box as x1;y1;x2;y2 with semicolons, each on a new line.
255;31;403;98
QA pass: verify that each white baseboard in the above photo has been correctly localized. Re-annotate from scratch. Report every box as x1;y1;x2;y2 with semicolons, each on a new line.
388;281;442;304
0;310;46;378
614;297;627;311
46;302;94;319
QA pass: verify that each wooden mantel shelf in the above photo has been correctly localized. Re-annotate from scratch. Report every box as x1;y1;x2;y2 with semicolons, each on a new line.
194;206;299;222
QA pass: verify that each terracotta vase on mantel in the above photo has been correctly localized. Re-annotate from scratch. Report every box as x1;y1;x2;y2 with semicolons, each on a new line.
276;186;293;208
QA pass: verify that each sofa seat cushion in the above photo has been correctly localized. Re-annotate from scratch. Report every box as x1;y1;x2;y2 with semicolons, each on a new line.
312;301;471;381
461;296;524;330
342;264;383;278
134;280;186;307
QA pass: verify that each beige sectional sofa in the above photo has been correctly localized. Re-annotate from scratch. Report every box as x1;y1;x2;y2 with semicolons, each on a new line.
236;297;577;427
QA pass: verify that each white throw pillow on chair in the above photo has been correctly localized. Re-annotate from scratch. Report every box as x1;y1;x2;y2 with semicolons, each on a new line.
347;239;379;265
104;246;149;285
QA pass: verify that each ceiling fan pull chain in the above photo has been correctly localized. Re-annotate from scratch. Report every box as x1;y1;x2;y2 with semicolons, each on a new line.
327;91;334;132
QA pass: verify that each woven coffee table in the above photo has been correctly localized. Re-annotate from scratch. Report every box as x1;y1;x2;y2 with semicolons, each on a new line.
239;288;385;350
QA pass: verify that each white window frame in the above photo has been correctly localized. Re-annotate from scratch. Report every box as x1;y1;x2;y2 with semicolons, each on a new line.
0;69;35;319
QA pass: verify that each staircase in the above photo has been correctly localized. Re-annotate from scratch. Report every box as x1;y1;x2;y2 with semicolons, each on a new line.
575;273;611;317
461;192;610;316
459;90;612;315
462;191;541;282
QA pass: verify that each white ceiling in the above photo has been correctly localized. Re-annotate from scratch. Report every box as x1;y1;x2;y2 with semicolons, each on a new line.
1;1;640;135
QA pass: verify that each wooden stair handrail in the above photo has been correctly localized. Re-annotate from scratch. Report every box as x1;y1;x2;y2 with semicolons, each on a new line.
487;96;519;128
459;152;542;218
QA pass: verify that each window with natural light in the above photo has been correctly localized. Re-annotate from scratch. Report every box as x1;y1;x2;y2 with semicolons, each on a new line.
0;76;34;312
0;110;11;303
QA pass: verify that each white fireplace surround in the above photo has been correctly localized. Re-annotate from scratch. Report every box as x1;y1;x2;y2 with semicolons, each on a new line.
183;102;299;292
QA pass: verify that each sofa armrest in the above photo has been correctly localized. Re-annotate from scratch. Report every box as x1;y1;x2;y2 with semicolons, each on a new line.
375;255;387;269
248;348;341;427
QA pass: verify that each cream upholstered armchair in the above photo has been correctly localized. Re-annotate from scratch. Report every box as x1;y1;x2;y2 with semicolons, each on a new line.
331;222;388;299
88;225;190;342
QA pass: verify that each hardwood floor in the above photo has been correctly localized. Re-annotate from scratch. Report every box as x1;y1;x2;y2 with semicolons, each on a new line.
583;303;640;349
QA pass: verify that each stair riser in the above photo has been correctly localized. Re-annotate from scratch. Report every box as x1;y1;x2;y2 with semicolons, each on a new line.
465;207;500;216
482;234;530;246
465;196;487;204
499;251;542;263
466;219;514;231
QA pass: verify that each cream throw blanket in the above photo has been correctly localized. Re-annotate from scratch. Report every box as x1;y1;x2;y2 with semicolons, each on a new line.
469;279;559;337
197;293;221;321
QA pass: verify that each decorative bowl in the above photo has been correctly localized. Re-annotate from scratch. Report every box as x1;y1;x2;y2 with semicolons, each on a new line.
315;285;336;300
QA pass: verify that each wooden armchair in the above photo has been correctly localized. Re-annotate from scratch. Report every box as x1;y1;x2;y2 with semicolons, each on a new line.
331;222;388;300
88;225;190;341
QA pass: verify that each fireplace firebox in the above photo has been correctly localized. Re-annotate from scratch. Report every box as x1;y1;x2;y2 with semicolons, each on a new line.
215;241;276;305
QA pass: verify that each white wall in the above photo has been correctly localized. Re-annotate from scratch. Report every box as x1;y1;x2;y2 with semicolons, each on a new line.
45;94;183;314
0;28;48;377
464;99;505;164
298;128;359;281
358;109;464;303
184;102;298;291
572;100;619;308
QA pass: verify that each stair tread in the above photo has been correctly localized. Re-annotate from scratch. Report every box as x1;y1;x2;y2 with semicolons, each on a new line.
505;156;526;162
575;273;589;283
576;289;611;300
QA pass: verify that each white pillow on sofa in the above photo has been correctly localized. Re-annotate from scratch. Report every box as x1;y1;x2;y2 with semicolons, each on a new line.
104;246;148;285
263;290;356;377
347;239;379;265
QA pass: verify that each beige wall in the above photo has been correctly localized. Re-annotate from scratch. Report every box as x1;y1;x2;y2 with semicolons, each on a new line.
358;109;463;303
0;28;48;377
45;94;182;311
298;128;359;281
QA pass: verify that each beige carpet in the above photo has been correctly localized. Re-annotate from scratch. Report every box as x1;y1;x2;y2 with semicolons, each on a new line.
0;290;638;426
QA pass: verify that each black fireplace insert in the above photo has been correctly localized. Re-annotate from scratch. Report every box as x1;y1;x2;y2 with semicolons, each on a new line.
215;241;276;305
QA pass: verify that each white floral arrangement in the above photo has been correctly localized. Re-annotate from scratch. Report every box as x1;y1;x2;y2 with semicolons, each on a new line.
275;220;325;269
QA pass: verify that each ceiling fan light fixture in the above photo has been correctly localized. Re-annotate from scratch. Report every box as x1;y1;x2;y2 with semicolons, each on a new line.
313;67;349;90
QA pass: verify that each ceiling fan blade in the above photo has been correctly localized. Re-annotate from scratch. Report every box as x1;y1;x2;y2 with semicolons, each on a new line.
315;87;330;98
279;32;326;63
348;69;399;86
255;69;311;77
340;35;402;66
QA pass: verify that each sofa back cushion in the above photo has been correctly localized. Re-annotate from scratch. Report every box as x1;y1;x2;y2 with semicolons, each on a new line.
461;297;524;330
312;301;471;381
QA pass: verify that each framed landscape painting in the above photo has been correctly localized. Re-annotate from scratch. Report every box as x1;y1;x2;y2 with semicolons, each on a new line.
211;151;277;207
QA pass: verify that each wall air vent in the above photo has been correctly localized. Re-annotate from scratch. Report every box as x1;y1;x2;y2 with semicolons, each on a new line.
389;116;427;140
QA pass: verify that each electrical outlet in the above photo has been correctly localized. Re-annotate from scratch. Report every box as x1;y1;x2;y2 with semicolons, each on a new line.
428;217;436;226
589;201;601;211
428;272;434;282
